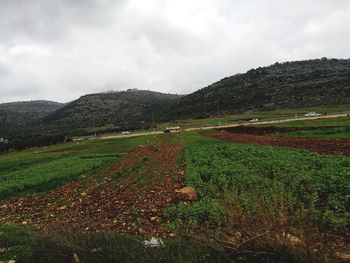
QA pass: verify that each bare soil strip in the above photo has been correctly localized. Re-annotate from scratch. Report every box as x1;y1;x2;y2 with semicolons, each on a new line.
203;129;350;156
0;143;184;238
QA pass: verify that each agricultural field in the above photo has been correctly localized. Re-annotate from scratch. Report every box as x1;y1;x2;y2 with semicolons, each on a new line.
0;135;156;200
157;105;350;131
0;117;350;262
268;116;350;138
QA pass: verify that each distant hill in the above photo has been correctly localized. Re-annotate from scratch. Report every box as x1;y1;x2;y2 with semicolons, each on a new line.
0;100;64;127
1;58;350;138
173;58;350;118
44;90;181;130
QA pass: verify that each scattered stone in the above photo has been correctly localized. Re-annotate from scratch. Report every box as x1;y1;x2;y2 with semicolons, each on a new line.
143;237;164;248
150;216;158;221
138;227;146;235
175;186;198;201
277;233;304;246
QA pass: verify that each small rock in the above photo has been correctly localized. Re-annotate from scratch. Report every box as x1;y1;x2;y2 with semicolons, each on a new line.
73;253;80;263
150;216;158;221
59;205;67;210
165;197;172;203
21;221;28;225
175;186;198;201
138;227;146;234
336;252;350;261
80;192;87;197
277;233;304;246
143;237;164;248
169;233;176;238
0;204;8;209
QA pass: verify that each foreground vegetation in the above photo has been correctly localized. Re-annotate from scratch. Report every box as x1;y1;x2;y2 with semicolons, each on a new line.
0;127;349;262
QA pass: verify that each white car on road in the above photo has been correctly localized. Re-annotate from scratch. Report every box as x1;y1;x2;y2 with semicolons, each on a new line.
304;112;321;117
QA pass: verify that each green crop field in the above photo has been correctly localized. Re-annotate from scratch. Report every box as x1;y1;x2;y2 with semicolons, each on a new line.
0;134;157;200
167;138;350;229
268;117;350;138
273;117;350;128
0;126;349;262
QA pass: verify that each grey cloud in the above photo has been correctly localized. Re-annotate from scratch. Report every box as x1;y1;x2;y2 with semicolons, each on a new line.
0;0;125;42
0;0;350;103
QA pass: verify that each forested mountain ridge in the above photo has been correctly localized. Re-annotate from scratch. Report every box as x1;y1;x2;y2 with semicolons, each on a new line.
44;90;182;130
0;100;64;126
1;58;349;139
172;58;350;118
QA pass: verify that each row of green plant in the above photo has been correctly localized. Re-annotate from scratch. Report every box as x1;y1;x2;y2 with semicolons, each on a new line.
165;135;349;262
0;134;157;198
0;154;120;200
175;140;350;229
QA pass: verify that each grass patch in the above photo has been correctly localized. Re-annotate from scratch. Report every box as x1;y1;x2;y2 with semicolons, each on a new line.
0;154;119;200
285;126;350;138
272;117;350;128
0;227;229;263
0;134;157;200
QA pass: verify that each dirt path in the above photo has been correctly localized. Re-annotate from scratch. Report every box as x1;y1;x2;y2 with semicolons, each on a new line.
0;143;184;238
204;130;350;156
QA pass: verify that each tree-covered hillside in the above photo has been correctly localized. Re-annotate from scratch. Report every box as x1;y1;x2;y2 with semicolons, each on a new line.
0;100;64;126
44;90;181;130
1;58;349;141
173;58;350;118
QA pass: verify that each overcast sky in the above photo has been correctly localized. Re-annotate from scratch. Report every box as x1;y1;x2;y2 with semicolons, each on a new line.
0;0;350;103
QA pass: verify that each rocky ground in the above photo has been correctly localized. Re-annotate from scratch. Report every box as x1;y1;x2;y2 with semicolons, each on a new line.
0;143;185;238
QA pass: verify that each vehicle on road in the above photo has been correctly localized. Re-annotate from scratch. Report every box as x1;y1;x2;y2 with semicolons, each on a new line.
164;126;181;133
249;118;259;122
121;131;131;135
304;112;321;117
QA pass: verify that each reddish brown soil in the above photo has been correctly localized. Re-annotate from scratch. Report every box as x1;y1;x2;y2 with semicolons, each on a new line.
204;130;350;156
222;125;323;135
0;143;184;238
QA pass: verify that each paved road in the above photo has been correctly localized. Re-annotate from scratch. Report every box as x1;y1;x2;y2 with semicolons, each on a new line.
186;113;349;131
77;113;348;141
